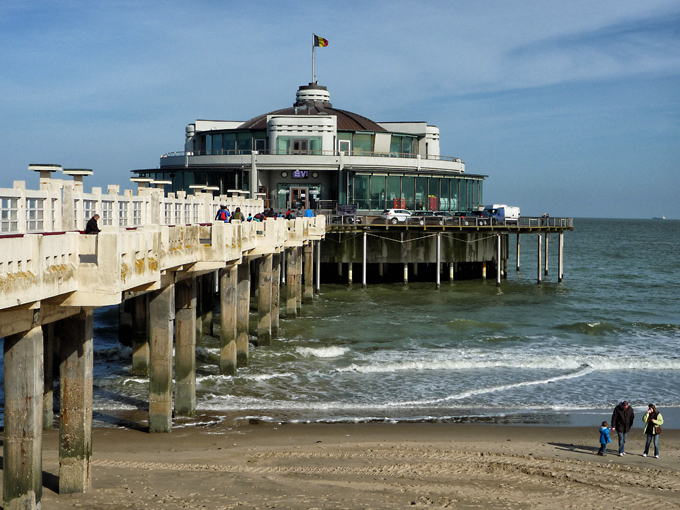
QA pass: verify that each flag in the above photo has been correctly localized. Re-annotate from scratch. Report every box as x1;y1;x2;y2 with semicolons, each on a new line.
314;34;328;47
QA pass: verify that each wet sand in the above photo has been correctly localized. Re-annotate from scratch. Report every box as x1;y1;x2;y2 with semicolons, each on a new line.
9;420;679;509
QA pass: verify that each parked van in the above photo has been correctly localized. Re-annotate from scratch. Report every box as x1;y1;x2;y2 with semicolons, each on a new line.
483;204;520;224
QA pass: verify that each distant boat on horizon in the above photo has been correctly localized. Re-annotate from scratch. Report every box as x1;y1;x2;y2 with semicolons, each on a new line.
652;216;666;220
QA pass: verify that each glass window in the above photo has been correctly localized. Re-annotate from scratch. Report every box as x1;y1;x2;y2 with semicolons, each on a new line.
236;132;251;153
353;133;373;155
390;135;402;156
415;177;427;211
1;198;18;232
440;179;450;211
459;180;467;211
119;202;128;227
402;176;415;210
223;133;236;154
133;201;143;226
402;137;414;156
175;203;182;224
352;174;369;209
164;203;172;224
205;135;212;153
84;200;96;222
467;180;474;210
26;198;44;231
386;176;402;209
428;178;439;211
212;134;222;154
370;175;386;211
101;201;113;226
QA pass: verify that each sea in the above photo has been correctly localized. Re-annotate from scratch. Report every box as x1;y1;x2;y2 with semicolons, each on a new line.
2;218;679;429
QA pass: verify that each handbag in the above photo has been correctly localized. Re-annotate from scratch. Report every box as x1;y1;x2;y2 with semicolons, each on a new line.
654;425;662;434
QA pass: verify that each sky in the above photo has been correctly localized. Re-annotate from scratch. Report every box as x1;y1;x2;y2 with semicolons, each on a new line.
1;0;679;219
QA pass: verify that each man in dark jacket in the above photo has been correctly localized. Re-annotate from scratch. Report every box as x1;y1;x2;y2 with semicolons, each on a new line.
611;400;634;456
85;214;101;234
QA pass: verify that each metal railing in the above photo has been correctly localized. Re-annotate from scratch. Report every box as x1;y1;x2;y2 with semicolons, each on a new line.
325;214;573;229
161;149;464;163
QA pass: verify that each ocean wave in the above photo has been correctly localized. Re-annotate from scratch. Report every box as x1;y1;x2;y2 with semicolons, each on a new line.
556;321;620;335
295;346;350;358
337;356;680;374
398;365;596;405
446;318;509;331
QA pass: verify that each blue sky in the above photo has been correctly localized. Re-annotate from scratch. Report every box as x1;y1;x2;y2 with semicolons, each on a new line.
1;0;679;218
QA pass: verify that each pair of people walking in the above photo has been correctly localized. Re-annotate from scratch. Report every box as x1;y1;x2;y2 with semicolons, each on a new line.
603;401;663;458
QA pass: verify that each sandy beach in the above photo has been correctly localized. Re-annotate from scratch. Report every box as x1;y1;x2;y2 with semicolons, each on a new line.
6;417;678;510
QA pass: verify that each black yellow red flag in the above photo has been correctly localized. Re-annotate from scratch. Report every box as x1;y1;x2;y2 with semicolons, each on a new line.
314;35;328;47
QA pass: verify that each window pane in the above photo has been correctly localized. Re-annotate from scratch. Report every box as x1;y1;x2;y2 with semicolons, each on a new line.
386;176;402;209
353;175;369;209
415;177;427;211
459;180;467;211
390;135;402;156
440;179;450;211
370;175;385;211
402;176;415;210
353;134;372;154
428;178;439;211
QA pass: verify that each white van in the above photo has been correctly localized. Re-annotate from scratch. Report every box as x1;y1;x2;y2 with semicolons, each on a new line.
483;204;520;224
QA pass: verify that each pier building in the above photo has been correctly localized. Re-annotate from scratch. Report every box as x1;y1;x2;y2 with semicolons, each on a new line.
1;86;573;509
132;83;486;214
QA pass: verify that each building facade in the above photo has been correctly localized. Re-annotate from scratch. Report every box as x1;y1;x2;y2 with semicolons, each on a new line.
132;83;485;213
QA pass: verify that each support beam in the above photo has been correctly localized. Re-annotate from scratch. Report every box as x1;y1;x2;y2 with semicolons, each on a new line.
286;249;297;318
175;278;196;416
201;272;213;336
516;234;521;272
42;322;55;430
257;255;273;346
236;262;251;367
537;234;542;284
131;294;149;376
149;284;175;433
272;253;281;338
3;325;44;510
403;263;408;285
558;232;564;282
496;234;502;286
304;243;314;301
315;240;321;294
362;232;367;288
544;233;549;276
449;262;454;283
347;262;353;285
436;233;441;289
59;308;94;494
482;261;487;280
296;247;303;313
219;267;237;375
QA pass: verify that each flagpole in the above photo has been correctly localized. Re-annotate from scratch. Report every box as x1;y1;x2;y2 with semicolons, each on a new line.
312;33;316;83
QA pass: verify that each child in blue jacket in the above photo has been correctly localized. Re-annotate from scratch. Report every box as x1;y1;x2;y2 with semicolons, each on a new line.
598;421;612;456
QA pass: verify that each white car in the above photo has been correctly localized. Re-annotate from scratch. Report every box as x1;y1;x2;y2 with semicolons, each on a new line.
381;208;412;224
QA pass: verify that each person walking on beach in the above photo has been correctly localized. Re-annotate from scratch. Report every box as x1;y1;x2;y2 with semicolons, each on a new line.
85;214;101;234
611;400;634;456
597;421;612;456
642;404;664;458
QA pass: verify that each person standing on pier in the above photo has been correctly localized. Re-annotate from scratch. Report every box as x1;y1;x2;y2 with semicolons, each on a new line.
85;214;101;234
610;400;634;456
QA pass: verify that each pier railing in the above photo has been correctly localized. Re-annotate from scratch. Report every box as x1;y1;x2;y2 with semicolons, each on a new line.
0;177;326;313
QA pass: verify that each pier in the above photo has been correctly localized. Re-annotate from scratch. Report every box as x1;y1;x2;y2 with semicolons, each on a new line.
0;168;572;509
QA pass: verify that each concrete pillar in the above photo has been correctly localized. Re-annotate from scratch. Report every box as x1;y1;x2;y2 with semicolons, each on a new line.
482;261;487;280
315;240;321;294
516;234;521;272
175;278;196;416
219;267;238;375
131;294;149;376
236;261;250;367
286;249;297;318
537;234;542;284
362;232;367;288
195;277;203;347
558;232;564;282
496;234;502;286
59;308;94;494
544;233;549;276
403;263;408;285
149;284;174;433
449;262;454;283
257;255;273;346
347;262;353;285
42;323;55;430
304;243;314;301
272;253;281;337
201;272;214;336
296;247;303;313
337;261;342;279
436;233;441;289
3;325;44;510
378;262;384;277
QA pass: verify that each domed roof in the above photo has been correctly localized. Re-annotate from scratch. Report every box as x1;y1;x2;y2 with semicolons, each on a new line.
238;83;387;133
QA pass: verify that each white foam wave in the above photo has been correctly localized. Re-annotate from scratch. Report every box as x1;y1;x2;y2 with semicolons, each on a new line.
337;356;680;374
296;346;350;358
